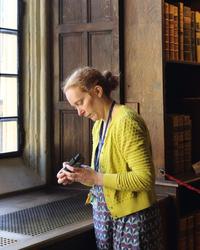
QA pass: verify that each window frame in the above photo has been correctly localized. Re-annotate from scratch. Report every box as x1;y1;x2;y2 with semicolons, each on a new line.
0;0;24;158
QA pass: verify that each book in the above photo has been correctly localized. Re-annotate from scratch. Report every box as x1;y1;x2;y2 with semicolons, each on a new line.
164;2;170;60
178;216;188;250
183;6;192;61
194;210;200;250
166;114;184;175
191;11;196;62
169;4;175;60
187;215;194;250
195;11;200;62
183;115;192;173
178;115;185;172
178;2;184;60
181;98;200;165
157;195;177;250
178;215;194;250
174;5;179;60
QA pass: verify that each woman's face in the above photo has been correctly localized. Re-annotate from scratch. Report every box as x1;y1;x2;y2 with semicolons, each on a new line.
65;85;102;121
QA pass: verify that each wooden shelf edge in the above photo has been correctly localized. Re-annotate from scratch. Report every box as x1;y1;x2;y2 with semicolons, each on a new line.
156;179;178;187
165;60;200;66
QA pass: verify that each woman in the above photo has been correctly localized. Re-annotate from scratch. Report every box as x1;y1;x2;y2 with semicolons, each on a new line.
57;67;163;250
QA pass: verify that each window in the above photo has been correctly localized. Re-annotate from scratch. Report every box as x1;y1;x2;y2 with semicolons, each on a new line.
0;0;23;157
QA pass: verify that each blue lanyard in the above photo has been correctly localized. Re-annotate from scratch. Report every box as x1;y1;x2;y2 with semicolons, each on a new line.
94;101;115;171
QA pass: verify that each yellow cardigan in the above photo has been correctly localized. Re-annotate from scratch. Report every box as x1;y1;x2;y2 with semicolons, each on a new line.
91;105;156;218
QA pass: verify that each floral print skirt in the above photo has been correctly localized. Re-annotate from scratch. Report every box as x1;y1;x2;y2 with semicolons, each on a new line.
91;186;164;250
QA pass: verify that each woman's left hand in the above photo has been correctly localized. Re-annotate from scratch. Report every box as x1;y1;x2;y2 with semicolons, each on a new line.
64;164;103;186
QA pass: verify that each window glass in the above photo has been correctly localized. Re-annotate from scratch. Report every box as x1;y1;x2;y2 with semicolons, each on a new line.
0;0;21;156
0;0;18;29
0;120;18;153
0;77;18;117
0;33;18;74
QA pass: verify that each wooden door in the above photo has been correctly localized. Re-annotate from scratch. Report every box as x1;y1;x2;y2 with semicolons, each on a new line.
51;0;122;179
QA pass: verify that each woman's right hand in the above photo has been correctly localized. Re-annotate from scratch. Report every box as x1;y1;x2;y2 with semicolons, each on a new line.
56;162;73;185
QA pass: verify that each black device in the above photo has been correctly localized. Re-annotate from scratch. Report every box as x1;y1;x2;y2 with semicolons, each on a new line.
63;153;83;172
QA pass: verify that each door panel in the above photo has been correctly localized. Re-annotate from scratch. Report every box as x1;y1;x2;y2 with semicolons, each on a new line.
89;31;112;69
51;0;121;179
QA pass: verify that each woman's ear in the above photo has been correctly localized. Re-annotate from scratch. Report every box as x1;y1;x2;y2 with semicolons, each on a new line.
93;85;103;98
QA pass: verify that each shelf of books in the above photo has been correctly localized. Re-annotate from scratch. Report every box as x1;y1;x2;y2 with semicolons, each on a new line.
164;1;200;63
158;194;200;249
178;210;200;250
163;0;200;182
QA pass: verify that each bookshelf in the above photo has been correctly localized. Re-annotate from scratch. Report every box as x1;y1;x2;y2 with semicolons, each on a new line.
125;0;200;205
163;0;200;248
124;0;200;182
124;1;200;248
163;0;200;180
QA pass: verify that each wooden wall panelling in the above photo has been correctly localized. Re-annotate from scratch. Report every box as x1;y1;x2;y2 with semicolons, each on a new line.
124;0;165;179
60;111;90;164
125;101;140;114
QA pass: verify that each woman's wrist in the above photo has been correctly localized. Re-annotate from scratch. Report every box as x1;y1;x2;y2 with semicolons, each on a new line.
96;172;103;185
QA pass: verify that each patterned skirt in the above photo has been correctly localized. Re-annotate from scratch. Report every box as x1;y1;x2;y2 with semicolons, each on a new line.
91;186;164;250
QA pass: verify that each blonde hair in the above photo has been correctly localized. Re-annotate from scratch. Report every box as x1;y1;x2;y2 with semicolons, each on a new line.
63;67;119;97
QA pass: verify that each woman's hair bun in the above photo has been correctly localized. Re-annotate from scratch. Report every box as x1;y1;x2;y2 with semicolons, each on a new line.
103;70;113;81
102;70;119;93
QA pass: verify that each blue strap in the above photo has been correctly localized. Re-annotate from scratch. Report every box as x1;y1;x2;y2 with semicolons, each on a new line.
94;101;115;171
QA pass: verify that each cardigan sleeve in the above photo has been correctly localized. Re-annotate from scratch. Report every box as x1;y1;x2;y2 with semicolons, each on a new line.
103;114;155;191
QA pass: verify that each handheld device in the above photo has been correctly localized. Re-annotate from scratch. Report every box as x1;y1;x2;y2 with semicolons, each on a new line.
63;153;83;172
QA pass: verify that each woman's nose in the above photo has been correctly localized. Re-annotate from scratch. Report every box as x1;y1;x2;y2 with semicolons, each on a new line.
77;108;84;116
